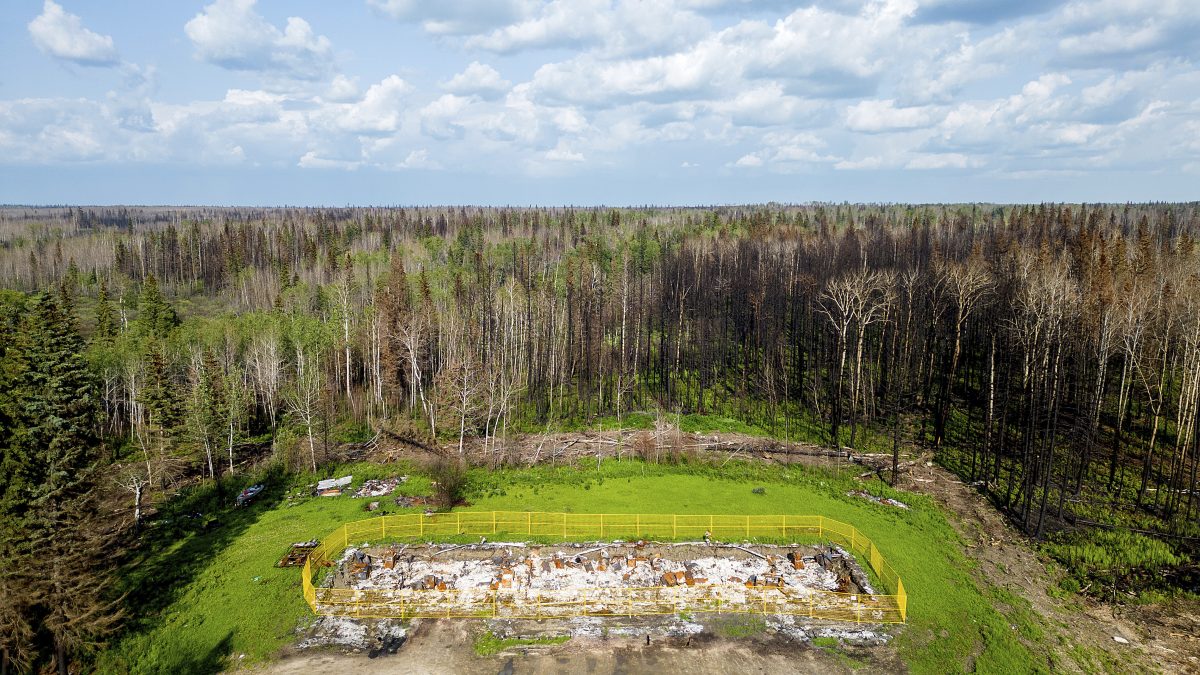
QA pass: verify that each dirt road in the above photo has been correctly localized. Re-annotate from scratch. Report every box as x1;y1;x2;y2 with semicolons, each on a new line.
254;619;898;675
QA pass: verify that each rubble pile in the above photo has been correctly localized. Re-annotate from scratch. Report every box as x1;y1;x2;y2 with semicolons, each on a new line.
325;541;886;619
847;490;909;510
353;476;408;499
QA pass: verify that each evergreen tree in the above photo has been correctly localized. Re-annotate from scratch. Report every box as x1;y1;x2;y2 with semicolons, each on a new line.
135;275;179;339
94;279;117;341
139;340;183;454
0;294;121;674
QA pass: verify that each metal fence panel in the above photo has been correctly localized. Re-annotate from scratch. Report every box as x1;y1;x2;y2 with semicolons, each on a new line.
299;511;908;624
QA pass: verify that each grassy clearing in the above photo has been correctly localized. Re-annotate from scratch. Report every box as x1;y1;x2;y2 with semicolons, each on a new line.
472;632;570;656
98;457;1037;674
96;463;431;674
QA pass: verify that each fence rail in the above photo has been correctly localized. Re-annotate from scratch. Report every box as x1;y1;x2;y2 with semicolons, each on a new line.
301;511;907;623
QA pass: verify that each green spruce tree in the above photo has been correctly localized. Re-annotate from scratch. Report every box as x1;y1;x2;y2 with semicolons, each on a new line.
135;275;179;339
94;279;117;341
0;294;121;674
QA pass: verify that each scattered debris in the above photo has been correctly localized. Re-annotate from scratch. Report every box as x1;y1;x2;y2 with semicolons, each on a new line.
322;541;890;621
353;476;407;499
1113;635;1130;645
316;476;353;495
298;617;406;652
277;540;319;567
365;501;381;512
395;495;434;508
236;484;264;507
847;490;909;509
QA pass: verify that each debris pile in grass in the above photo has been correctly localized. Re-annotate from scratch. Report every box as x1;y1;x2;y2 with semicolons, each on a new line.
353;476;408;499
322;541;891;620
847;490;909;510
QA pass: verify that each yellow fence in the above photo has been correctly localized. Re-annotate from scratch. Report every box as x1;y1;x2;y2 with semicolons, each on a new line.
301;512;907;624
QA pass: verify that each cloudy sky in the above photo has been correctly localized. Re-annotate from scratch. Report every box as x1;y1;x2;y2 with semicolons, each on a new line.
1;0;1197;205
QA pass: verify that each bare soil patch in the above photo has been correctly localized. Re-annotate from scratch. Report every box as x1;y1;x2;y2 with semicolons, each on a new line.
251;613;901;675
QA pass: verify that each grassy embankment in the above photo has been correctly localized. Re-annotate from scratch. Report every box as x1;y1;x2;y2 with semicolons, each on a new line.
100;455;1058;674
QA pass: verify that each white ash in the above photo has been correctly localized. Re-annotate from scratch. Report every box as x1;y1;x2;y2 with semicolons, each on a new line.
299;616;369;650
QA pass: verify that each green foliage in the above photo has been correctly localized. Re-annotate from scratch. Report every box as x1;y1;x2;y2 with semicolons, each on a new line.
714;616;767;638
95;278;117;340
0;294;120;672
811;636;840;648
134;275;180;339
1043;529;1185;593
472;632;569;656
431;456;469;507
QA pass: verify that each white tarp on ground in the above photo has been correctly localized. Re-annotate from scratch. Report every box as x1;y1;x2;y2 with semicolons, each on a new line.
317;475;353;491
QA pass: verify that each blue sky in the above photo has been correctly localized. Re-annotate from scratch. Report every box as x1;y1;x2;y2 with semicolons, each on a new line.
1;0;1197;205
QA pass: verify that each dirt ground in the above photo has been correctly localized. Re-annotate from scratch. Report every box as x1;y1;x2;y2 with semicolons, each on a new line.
254;617;901;675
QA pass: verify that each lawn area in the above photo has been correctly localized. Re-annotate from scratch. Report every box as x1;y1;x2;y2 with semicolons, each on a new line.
98;459;1039;674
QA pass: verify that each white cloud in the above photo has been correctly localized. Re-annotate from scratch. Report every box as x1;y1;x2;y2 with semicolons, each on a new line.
834;155;886;170
741;0;919;95
420;94;471;139
367;0;533;35
545;144;585;162
298;151;361;170
28;1;118;66
398;149;438;169
441;62;511;98
845;99;939;132
326;75;361;102
905;152;972;169
335;75;411;134
185;0;334;80
467;0;710;57
5;0;1200;198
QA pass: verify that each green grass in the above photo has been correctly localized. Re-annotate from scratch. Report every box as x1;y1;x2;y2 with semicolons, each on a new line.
812;636;840;648
95;462;430;674
97;457;1039;674
713;615;768;638
461;460;1039;673
810;636;870;671
472;632;570;656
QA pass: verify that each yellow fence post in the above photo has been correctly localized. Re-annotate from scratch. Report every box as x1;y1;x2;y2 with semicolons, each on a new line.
301;511;906;625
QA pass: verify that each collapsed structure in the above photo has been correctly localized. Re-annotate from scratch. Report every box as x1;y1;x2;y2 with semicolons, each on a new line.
301;511;908;624
313;541;896;623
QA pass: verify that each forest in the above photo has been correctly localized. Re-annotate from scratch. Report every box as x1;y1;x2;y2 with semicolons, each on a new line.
2;202;1199;671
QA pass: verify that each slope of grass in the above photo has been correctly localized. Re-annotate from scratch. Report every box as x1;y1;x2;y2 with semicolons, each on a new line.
98;458;1037;674
96;464;431;674
463;460;1037;673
